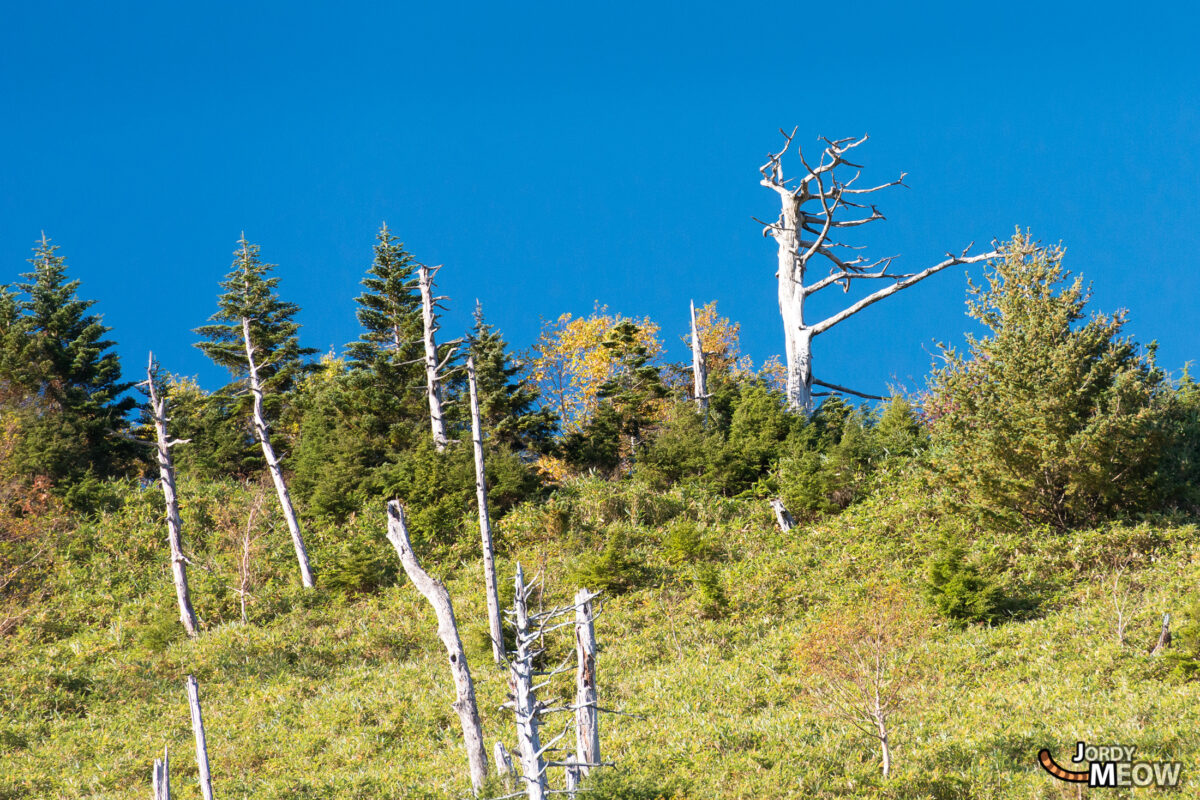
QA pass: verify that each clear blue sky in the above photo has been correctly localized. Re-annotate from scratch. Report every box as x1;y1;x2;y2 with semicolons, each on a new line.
2;2;1197;397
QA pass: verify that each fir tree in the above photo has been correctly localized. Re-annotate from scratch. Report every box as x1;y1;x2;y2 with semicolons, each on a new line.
346;223;423;374
468;303;556;455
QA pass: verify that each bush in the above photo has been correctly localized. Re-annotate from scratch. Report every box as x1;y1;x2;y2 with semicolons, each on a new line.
1166;598;1200;680
924;540;1008;626
569;528;651;594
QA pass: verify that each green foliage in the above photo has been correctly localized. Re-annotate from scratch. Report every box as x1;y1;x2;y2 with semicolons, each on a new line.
569;527;651;594
661;521;718;565
1166;598;1200;681
1158;370;1200;511
0;236;139;501
691;563;729;619
159;374;260;478
924;539;1008;626
321;538;399;597
928;231;1171;529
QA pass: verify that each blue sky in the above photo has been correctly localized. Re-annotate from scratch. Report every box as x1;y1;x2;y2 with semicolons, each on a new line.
2;2;1197;398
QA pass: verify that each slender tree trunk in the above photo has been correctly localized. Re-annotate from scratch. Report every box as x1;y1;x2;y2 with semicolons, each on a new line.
511;564;547;800
467;355;505;665
152;746;170;800
494;741;515;790
689;300;709;416
772;193;815;414
1151;613;1172;655
574;589;600;777
565;754;580;799
241;318;314;589
185;675;215;800
146;356;199;637
386;501;489;793
418;265;449;451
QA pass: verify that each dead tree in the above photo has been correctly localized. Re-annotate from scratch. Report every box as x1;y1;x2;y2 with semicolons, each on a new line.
574;589;600;778
385;501;489;793
758;129;997;413
769;499;795;532
507;564;550;800
467;355;505;665
1151;613;1172;655
152;746;170;800
242;317;314;588
494;741;515;791
418;264;455;451
144;354;199;638
185;675;215;800
689;300;709;416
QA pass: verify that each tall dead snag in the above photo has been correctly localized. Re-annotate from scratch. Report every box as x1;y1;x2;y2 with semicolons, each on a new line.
689;300;709;416
242;317;314;588
508;565;548;800
759;129;997;413
185;675;216;800
574;589;600;778
385;501;489;793
145;354;199;638
467;355;505;666
418;263;455;451
152;746;170;800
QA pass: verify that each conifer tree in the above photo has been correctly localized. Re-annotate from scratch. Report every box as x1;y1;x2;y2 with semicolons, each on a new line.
347;223;424;379
195;236;317;587
2;235;136;495
468;303;556;456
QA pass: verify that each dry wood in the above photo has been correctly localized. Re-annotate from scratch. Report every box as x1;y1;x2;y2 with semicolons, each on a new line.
510;564;547;800
494;741;515;790
418;264;450;451
468;355;505;665
152;746;170;800
769;499;795;532
758;129;997;412
385;501;489;792
242;318;314;588
1151;612;1172;655
574;589;600;778
185;675;215;800
145;354;199;638
689;300;709;416
565;754;580;798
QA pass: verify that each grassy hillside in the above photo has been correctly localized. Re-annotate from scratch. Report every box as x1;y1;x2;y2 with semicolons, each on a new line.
2;475;1199;799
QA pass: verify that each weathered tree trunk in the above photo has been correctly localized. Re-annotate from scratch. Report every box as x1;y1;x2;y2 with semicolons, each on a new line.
511;564;547;800
152;746;170;800
769;499;795;532
874;706;891;778
185;675;215;800
418;264;450;451
146;355;199;638
1151;613;1172;655
565;754;580;798
467;355;505;666
494;741;515;790
385;501;489;793
758;130;996;414
242;318;314;589
689;300;709;416
574;589;600;777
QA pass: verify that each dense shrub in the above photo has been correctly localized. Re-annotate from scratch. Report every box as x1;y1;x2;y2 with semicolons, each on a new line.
924;539;1008;626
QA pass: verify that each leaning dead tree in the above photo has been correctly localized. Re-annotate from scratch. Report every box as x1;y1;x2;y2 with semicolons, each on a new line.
769;498;796;532
144;354;199;638
689;300;709;416
242;317;315;588
418;264;457;452
467;355;505;665
185;675;216;800
759;129;997;413
386;501;489;793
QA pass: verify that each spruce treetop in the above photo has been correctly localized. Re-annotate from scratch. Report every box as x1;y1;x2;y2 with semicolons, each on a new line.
346;223;423;369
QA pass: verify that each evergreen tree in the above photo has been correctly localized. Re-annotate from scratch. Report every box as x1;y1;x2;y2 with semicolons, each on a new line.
346;223;424;377
2;235;137;493
468;303;556;456
194;236;317;413
928;231;1170;529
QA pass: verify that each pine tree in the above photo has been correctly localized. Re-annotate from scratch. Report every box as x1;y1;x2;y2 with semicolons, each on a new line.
2;235;136;493
468;303;556;455
346;223;424;376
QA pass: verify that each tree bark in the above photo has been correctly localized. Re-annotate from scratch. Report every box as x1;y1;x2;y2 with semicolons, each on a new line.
418;264;450;451
241;318;314;589
689;300;709;416
494;741;515;790
185;675;215;800
1151;612;1172;655
146;355;199;638
467;355;505;666
152;746;170;800
385;501;489;793
511;564;547;800
574;589;600;778
769;499;795;532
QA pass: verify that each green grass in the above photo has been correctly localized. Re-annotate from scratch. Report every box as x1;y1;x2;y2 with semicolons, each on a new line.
2;476;1199;798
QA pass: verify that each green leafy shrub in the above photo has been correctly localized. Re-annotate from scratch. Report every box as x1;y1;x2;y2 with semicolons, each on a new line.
692;563;729;619
924;540;1008;626
569;528;651;594
1166;598;1200;681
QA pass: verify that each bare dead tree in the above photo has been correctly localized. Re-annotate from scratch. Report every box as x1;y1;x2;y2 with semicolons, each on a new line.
1151;613;1172;655
385;501;489;793
769;498;795;532
235;491;267;625
689;300;709;416
144;354;199;638
574;589;600;779
418;264;457;451
508;564;549;800
185;675;216;800
758;128;998;413
242;317;314;588
467;355;506;666
152;746;170;800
